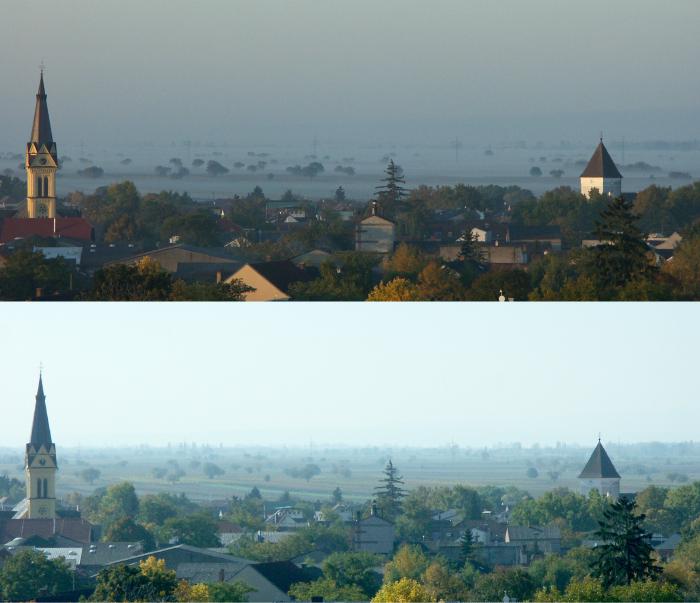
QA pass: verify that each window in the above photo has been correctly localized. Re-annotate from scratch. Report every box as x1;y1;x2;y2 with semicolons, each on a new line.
36;176;42;197
37;478;42;498
43;478;48;498
44;176;49;197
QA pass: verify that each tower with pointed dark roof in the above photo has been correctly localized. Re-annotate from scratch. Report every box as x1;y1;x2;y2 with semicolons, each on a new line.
23;373;58;519
26;71;58;219
580;139;622;199
579;440;620;500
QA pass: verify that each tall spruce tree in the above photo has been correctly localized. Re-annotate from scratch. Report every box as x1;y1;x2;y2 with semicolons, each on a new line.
375;160;408;213
374;460;407;521
592;196;654;292
591;497;660;588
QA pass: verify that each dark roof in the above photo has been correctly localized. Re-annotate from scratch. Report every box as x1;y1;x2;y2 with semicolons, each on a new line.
579;442;621;479
30;375;52;447
580;141;622;179
31;73;53;146
0;518;94;545
250;560;315;593
248;260;319;294
0;218;94;244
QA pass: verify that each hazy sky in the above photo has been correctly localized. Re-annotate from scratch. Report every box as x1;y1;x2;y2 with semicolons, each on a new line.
2;0;700;147
1;303;697;449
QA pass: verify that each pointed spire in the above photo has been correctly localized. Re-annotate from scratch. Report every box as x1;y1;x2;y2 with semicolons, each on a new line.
580;139;622;179
578;441;620;479
29;373;53;447
30;71;53;146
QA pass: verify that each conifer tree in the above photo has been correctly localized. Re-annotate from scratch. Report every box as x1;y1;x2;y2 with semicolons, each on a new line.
591;497;660;587
375;160;408;213
374;460;407;521
592;196;654;292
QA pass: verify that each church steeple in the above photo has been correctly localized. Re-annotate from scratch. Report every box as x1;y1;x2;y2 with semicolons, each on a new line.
30;71;54;147
25;70;58;219
30;373;53;448
23;372;58;519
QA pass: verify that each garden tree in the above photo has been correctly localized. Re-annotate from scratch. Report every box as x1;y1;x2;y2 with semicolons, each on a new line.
289;257;373;301
591;497;660;587
139;493;186;527
0;474;24;502
470;567;536;602
608;580;683;602
415;262;465;300
173;580;210;602
226;195;267;229
367;277;419;301
665;533;700;601
385;243;427;279
163;512;220;547
535;576;682;602
97;482;140;531
662;481;700;533
633;185;672;233
423;560;470;602
372;577;434;603
665;181;700;227
375;160;408;214
229;523;350;562
459;530;478;569
207;581;256;602
80;467;101;484
92;556;178;602
633;486;674;534
0;174;25;200
160;210;223;246
375;460;407;521
457;230;486;284
289;577;366;602
90;257;173;301
104;517;156;551
509;488;601;533
0;250;72;300
0;549;74;601
529;547;597;594
206;160;229;176
465;269;532;301
138;191;193;242
332;486;343;504
663;234;700;299
170;279;252;301
202;462;225;479
590;196;655;295
383;545;430;583
322;552;383;598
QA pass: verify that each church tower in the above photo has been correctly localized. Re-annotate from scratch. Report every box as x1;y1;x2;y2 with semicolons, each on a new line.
578;440;620;500
26;71;58;219
24;374;58;519
580;138;622;199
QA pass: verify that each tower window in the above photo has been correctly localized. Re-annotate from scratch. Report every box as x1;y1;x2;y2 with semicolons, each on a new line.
37;478;42;498
36;176;42;197
43;478;48;498
44;176;49;197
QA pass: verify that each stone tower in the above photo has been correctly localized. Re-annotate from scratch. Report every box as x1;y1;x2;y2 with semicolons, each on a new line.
26;71;58;219
579;440;620;500
24;374;58;519
580;139;622;199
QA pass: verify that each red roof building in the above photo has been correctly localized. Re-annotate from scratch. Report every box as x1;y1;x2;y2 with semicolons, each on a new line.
0;217;93;244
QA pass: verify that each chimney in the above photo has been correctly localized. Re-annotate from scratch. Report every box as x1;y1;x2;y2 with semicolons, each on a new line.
53;217;56;235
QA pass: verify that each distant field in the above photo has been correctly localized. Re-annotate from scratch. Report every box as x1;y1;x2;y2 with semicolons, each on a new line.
2;444;699;505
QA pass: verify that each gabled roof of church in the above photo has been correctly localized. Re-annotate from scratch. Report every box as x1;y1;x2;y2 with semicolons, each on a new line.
30;72;53;146
580;140;622;179
579;441;620;479
29;374;53;447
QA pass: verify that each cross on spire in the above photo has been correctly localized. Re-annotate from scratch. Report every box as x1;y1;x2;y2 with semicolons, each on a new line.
39;60;45;75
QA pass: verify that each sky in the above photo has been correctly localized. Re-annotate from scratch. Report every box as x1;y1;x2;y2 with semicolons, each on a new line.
1;303;697;449
1;0;700;147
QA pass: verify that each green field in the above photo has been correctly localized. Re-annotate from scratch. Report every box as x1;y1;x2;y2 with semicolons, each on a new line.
2;442;699;505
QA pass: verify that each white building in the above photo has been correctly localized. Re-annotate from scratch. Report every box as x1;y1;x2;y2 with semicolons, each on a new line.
355;202;395;254
579;440;621;500
580;139;622;199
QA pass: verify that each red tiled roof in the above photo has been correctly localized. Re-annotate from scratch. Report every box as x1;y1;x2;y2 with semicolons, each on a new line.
0;518;95;544
0;218;93;244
